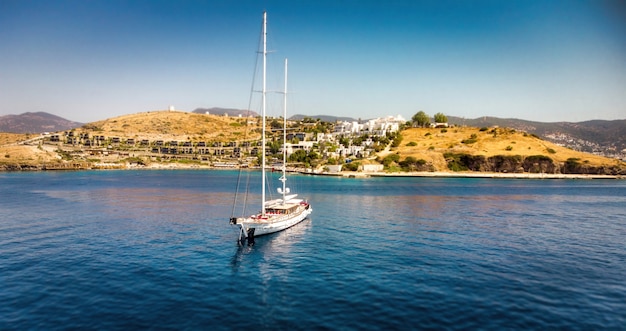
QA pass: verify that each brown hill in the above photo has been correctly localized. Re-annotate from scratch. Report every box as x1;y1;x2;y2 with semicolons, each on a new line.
0;132;62;168
392;127;624;173
0;133;28;145
447;116;626;157
0;111;262;169
0;112;83;133
78;110;261;142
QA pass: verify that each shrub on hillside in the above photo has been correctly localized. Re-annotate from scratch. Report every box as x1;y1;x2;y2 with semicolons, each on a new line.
382;153;400;167
399;156;429;172
391;134;403;148
462;134;478;144
344;161;360;171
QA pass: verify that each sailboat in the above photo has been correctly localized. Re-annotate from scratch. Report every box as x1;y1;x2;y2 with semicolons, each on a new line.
229;12;312;243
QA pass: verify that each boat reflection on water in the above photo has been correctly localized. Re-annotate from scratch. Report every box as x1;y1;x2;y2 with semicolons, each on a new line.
230;217;312;271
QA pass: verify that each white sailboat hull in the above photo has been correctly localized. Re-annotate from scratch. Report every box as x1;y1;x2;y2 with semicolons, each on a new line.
233;203;312;238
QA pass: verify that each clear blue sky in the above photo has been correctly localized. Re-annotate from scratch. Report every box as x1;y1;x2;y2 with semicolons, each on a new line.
1;0;625;123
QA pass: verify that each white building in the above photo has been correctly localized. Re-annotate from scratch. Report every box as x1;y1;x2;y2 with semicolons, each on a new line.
362;164;384;172
333;115;405;137
282;141;315;157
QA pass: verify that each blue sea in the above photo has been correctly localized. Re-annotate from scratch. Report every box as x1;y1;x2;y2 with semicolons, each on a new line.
1;170;625;330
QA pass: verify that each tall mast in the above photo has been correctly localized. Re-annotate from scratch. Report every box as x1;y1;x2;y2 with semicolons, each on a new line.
280;58;288;203
261;11;267;216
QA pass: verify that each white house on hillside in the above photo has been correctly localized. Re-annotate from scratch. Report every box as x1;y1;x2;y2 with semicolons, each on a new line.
282;141;315;156
332;115;405;137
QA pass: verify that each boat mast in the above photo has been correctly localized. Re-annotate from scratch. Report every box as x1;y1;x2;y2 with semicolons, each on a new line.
261;11;267;216
280;58;288;204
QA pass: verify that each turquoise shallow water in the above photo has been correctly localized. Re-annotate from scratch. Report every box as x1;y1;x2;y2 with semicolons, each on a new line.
1;170;625;330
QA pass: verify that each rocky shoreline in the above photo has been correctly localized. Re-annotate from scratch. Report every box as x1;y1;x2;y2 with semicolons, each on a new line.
347;171;621;179
0;162;622;179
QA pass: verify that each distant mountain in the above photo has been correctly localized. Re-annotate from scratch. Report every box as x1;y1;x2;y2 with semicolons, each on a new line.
448;116;626;157
0;112;83;134
192;109;359;123
192;107;258;117
289;114;357;122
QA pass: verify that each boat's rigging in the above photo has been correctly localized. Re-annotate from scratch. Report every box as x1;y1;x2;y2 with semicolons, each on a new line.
232;12;287;219
260;10;267;217
231;14;266;220
279;58;288;204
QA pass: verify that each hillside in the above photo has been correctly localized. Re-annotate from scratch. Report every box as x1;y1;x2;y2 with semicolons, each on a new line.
0;111;262;170
1;110;624;175
448;116;626;157
0;133;28;145
393;127;624;174
0;132;63;168
79;111;261;141
0;112;83;133
2;110;623;159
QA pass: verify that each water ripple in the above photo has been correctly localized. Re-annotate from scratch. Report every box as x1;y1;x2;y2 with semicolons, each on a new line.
1;172;625;330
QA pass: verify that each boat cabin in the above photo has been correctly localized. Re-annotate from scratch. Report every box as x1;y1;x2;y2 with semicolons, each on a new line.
265;203;299;215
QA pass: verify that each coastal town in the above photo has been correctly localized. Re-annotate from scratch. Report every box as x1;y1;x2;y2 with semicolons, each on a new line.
9;112;406;172
2;110;624;178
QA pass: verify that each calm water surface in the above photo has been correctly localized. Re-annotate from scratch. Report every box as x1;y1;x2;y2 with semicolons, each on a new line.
1;170;625;330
